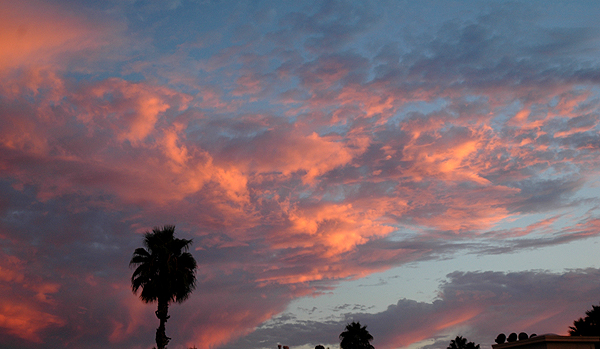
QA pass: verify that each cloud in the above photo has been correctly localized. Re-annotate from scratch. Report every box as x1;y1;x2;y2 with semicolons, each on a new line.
0;71;252;206
219;127;368;184
1;1;600;349
227;269;600;349
0;0;122;72
269;0;380;53
0;255;64;343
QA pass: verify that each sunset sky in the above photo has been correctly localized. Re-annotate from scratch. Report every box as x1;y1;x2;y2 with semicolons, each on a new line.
2;1;600;349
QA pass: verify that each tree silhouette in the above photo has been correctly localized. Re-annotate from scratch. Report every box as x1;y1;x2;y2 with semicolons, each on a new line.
569;303;600;336
339;321;374;349
130;225;198;349
447;336;480;349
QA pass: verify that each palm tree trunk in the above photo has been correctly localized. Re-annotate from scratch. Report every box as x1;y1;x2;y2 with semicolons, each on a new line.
155;298;171;349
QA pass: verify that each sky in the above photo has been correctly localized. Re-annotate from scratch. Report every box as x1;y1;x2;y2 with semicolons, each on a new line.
1;0;600;349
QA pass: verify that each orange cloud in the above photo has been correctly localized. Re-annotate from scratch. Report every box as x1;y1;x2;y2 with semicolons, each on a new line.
180;292;287;349
108;290;154;343
434;307;482;331
0;254;64;342
401;125;492;185
229;130;368;184
337;84;398;119
0;72;257;206
233;73;265;97
0;0;117;71
554;125;596;138
82;78;192;144
281;202;394;256
0;256;25;284
0;302;64;342
1;5;600;348
551;91;592;117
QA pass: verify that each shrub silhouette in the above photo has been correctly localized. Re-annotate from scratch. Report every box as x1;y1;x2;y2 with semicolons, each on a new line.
570;303;600;336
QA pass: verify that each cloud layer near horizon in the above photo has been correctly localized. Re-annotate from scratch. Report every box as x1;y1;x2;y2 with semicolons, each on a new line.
230;269;600;349
1;1;600;348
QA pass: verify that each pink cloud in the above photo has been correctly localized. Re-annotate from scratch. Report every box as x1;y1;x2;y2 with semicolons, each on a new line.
221;128;368;184
1;3;600;348
79;78;192;144
228;269;600;349
0;302;64;343
108;289;154;344
0;72;256;207
374;270;600;348
0;0;120;72
0;254;64;342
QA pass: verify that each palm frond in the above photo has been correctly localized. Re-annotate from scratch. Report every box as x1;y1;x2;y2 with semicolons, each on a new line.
130;226;198;305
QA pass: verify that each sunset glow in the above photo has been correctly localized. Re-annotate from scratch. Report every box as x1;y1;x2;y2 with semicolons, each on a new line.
1;1;600;349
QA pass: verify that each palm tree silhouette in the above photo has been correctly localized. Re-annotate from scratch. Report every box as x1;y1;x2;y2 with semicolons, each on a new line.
130;225;198;349
447;336;480;349
339;321;375;349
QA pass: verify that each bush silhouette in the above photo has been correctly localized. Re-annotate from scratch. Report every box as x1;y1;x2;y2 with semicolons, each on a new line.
570;303;600;336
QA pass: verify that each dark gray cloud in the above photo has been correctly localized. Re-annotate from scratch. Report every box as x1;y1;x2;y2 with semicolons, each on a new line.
227;269;600;349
